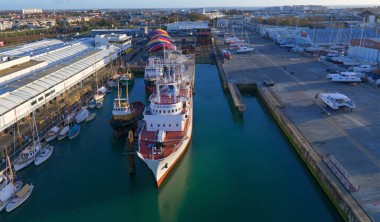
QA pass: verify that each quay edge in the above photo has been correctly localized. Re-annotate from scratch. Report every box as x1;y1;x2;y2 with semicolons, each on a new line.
257;84;370;222
211;33;371;221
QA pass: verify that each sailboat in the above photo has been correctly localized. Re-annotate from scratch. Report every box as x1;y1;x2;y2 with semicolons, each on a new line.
75;91;90;124
68;123;80;140
13;111;43;171
93;88;106;102
119;63;135;87
75;107;90;124
45;98;62;142
108;79;144;138
45;126;61;142
0;143;23;212
58;84;73;140
34;145;54;166
5;183;34;212
85;113;96;122
57;125;70;141
96;101;103;109
88;99;96;109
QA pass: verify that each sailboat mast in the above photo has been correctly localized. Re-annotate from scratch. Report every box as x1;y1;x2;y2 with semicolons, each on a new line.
55;98;62;122
13;109;22;148
64;82;70;116
126;78;129;103
33;110;41;143
94;54;99;91
109;53;112;79
117;75;121;107
4;148;16;191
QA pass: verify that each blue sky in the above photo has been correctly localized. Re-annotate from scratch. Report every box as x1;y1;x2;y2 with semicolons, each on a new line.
0;0;377;10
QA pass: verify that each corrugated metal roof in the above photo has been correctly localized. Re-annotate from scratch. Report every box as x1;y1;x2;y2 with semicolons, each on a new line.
0;39;65;57
0;45;119;115
34;42;93;65
297;28;378;45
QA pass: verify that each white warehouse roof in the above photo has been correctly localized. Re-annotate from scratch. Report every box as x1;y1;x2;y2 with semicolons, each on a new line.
0;45;119;116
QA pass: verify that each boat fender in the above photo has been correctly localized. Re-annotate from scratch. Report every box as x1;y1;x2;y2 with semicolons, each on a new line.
128;130;134;143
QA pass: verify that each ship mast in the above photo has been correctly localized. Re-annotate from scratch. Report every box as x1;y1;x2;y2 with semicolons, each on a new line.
156;78;160;104
94;54;99;92
32;109;41;145
117;74;121;107
173;66;177;104
5;148;16;192
64;82;70;124
109;52;112;79
126;72;129;103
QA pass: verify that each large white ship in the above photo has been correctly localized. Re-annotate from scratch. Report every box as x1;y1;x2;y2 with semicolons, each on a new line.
137;55;193;187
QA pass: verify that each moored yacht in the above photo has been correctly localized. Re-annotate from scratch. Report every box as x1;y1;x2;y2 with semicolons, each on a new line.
13;111;43;171
330;72;362;83
0;178;22;212
75;107;89;124
68;124;80;139
0;154;23;212
352;64;374;73
5;183;34;212
13;142;42;171
45;126;61;142
57;125;70;140
319;92;355;110
236;46;255;53
93;86;106;102
34;145;54;166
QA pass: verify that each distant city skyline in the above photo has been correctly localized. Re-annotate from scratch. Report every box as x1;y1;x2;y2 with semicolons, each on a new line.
0;0;378;10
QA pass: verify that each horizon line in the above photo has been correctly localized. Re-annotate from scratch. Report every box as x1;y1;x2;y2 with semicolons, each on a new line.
0;4;378;11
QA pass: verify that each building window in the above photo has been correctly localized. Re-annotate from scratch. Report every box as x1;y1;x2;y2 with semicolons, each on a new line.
158;124;160;127
163;124;165;127
169;124;171;127
151;124;153;127
38;96;43;102
163;110;166;113
31;100;37;105
176;124;178;127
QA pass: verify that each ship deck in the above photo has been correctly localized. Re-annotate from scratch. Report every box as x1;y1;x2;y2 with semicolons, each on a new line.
152;85;190;105
139;118;189;160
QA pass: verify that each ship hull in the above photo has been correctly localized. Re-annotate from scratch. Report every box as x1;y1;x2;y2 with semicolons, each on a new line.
144;79;156;93
13;157;34;172
137;103;193;187
120;79;134;87
108;101;144;138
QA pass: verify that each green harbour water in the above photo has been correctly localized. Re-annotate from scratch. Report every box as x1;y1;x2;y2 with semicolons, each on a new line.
1;64;342;222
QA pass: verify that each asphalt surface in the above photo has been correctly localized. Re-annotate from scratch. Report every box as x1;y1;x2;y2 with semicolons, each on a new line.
218;31;380;221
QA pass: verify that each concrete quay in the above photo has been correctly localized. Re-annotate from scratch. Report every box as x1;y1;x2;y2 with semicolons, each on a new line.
216;33;380;221
227;81;246;114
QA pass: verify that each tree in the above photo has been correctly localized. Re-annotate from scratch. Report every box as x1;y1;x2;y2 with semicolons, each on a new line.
188;13;207;21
